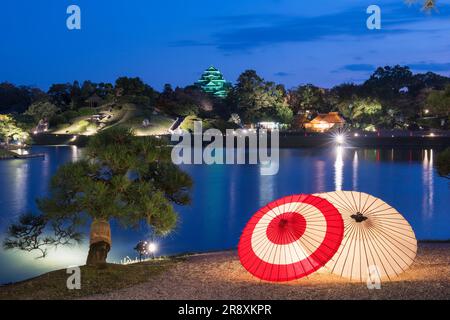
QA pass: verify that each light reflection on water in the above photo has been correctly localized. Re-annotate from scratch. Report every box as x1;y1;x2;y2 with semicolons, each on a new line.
334;146;344;191
0;146;449;284
422;150;434;220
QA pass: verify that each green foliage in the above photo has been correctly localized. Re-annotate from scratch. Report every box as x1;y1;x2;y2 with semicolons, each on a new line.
230;70;291;123
115;77;146;96
0;82;46;113
435;148;450;179
156;85;209;117
24;101;59;122
3;212;83;258
0;114;29;142
78;107;97;117
338;98;383;128
426;85;450;117
288;84;330;114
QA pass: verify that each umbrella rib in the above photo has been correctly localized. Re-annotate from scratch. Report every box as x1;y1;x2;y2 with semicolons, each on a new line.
361;198;386;215
342;191;360;214
372;223;417;242
339;222;359;278
361;197;380;215
365;206;397;215
325;192;357;215
245;225;277;272
327;223;355;273
361;224;371;283
349;223;359;281
258;223;283;280
331;222;356;275
359;192;373;214
367;223;417;258
350;191;359;214
364;226;407;276
364;226;404;278
360;226;391;281
287;228;310;277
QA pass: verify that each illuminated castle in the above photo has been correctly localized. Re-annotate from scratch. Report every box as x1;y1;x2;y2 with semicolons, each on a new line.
195;66;231;98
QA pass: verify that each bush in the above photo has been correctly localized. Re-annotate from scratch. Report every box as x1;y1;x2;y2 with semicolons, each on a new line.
436;148;450;179
61;110;79;123
49;115;67;127
78;107;97;117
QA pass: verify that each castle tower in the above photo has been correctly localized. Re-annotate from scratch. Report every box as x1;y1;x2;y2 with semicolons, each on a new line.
195;66;231;98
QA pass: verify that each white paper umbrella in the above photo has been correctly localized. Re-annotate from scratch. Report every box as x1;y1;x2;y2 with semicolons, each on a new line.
315;191;417;282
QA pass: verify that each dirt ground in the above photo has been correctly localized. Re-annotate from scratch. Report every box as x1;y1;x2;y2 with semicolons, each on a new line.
85;243;450;300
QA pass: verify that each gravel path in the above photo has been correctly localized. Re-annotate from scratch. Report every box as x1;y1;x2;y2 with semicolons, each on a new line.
85;243;450;300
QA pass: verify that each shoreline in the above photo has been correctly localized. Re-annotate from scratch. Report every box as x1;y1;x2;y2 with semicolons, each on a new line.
31;133;450;149
1;242;449;300
85;242;450;300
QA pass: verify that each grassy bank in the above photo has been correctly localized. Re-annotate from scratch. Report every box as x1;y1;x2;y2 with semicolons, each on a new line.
0;258;182;300
0;149;16;159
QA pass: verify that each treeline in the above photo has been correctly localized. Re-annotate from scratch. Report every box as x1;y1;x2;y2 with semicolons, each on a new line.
1;65;449;131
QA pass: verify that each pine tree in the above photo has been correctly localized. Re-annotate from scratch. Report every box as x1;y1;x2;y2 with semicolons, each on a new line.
3;127;193;265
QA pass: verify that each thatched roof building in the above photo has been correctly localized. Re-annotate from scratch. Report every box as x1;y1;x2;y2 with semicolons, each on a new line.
304;112;345;132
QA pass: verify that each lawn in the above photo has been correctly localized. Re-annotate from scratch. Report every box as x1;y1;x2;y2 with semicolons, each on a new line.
113;104;175;135
50;104;174;136
0;258;181;300
180;115;239;132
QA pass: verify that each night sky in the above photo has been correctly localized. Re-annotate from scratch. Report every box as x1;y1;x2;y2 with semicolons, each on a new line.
1;0;450;90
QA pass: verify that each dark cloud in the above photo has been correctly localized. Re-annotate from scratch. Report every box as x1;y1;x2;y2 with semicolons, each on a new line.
408;62;450;72
341;64;376;72
274;72;293;77
169;40;212;47
173;3;445;52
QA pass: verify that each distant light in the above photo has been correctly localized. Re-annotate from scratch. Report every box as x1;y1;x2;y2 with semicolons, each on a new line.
429;133;435;137
33;130;38;135
148;242;157;253
424;109;429;114
354;133;359;137
335;134;345;145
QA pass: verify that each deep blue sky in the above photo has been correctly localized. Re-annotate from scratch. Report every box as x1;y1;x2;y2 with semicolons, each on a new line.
1;0;449;90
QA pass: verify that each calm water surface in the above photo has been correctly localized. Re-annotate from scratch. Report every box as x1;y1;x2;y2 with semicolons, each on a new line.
0;146;448;283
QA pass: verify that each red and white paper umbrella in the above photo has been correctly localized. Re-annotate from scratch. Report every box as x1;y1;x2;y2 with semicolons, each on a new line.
238;194;344;282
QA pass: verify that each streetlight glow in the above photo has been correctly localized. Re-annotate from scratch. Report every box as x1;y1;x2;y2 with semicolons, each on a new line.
148;242;157;253
335;134;345;145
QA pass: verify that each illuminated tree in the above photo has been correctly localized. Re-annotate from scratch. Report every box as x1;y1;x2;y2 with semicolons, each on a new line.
0;114;28;144
338;98;382;128
426;85;450;117
24;101;60;122
232;70;292;123
4;127;192;265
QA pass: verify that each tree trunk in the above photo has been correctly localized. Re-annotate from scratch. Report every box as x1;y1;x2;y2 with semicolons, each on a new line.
86;218;111;266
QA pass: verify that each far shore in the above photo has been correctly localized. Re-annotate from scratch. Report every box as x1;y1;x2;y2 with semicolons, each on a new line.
29;132;450;149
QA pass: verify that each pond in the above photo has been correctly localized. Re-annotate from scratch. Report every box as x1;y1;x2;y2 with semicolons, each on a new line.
0;145;448;284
